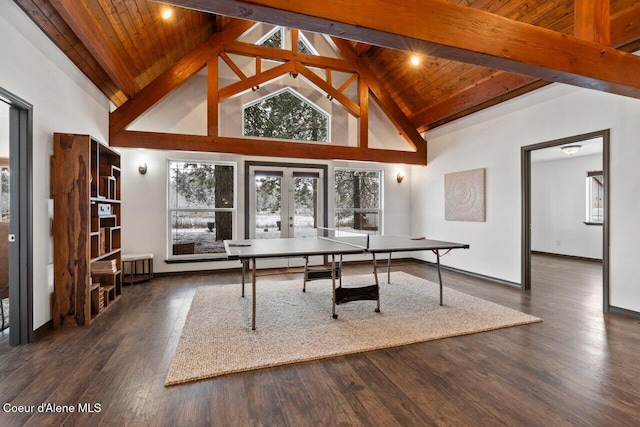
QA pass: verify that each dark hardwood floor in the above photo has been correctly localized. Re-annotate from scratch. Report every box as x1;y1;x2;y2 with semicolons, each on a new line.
1;255;639;426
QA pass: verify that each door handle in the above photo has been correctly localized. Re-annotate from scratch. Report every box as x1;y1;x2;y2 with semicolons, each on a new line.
8;234;16;242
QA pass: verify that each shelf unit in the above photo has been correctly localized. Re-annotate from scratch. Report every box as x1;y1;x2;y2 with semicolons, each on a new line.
52;133;123;327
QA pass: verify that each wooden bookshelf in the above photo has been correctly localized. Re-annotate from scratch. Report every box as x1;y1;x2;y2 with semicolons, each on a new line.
52;133;122;327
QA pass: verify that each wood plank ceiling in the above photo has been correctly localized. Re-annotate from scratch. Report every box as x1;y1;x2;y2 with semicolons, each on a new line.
13;0;640;163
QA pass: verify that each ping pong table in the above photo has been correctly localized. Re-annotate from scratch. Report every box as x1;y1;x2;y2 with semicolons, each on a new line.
224;231;469;330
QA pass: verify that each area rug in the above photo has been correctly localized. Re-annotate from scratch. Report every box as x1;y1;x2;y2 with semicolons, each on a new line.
165;272;541;386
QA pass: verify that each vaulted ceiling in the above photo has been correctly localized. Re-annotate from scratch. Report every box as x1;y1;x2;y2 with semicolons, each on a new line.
14;0;640;164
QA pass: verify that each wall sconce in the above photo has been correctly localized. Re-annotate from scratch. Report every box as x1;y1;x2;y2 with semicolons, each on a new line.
561;145;582;155
396;172;405;183
138;162;147;175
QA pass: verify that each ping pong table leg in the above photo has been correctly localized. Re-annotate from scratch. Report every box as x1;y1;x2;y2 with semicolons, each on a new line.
303;256;308;292
252;257;257;330
434;250;443;306
241;259;247;298
331;254;338;319
372;253;381;313
387;253;391;284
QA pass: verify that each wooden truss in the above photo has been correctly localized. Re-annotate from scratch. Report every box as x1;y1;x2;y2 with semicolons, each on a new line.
109;20;427;165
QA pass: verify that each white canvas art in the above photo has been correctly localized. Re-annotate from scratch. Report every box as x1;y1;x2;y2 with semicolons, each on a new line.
445;168;486;222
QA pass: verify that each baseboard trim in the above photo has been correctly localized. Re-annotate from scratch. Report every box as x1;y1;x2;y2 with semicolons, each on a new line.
412;258;522;289
609;305;640;320
532;251;602;263
33;319;53;341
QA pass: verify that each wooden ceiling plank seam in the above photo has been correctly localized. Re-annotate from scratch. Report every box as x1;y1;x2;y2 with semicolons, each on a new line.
50;0;137;98
110;130;427;165
294;62;361;117
129;0;170;79
110;19;254;135
218;61;296;101
157;0;640;99
113;0;160;87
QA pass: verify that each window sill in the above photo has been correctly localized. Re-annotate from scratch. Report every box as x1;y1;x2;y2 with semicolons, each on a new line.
165;256;229;264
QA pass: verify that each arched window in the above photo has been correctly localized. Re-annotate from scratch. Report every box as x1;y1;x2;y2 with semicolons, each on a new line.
243;88;330;142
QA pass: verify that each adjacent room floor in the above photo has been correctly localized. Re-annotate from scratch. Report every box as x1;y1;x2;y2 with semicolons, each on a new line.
1;255;638;426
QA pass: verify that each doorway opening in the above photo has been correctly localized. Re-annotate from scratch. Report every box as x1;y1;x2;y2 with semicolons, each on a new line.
522;130;609;312
0;87;33;345
245;161;328;268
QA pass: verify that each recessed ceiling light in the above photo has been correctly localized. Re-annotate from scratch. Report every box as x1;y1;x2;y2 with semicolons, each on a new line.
162;8;173;20
410;55;420;66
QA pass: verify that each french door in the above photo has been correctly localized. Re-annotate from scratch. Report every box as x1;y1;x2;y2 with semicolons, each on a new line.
248;163;326;268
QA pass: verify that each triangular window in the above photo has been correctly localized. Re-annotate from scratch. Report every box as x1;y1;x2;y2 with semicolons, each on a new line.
243;88;330;142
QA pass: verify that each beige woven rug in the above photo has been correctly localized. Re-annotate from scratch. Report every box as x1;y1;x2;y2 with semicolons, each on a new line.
165;272;541;386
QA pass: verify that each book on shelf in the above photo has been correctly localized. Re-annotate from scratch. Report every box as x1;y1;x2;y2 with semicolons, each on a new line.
91;259;118;275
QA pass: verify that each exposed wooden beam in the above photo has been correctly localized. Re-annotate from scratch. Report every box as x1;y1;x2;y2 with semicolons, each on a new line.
110;130;426;165
110;18;254;136
220;52;248;80
161;0;640;99
575;0;610;45
294;63;360;117
218;61;296;101
207;58;219;136
412;6;640;131
414;77;551;132
224;41;356;72
359;77;369;149
611;3;640;49
332;37;425;155
50;0;137;99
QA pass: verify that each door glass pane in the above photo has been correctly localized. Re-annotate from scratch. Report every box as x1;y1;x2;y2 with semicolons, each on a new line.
255;174;282;239
293;176;318;238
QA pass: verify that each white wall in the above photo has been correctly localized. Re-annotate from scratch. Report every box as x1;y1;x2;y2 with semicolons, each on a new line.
412;83;640;313
0;2;111;329
531;154;602;259
120;148;412;273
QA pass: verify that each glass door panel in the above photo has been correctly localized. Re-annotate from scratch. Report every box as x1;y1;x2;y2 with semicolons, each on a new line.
292;174;319;238
254;171;283;239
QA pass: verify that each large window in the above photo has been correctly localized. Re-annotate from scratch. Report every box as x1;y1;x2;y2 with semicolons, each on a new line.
243;88;330;142
334;168;382;234
168;161;236;258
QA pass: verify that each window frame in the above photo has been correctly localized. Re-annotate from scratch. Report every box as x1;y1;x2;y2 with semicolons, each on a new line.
242;87;332;143
333;167;383;235
166;159;237;260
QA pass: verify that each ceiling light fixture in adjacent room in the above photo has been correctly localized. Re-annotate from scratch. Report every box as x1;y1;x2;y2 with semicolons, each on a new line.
560;145;582;155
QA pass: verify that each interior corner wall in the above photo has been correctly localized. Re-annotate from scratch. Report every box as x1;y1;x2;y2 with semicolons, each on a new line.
0;2;111;329
531;154;602;259
411;83;640;313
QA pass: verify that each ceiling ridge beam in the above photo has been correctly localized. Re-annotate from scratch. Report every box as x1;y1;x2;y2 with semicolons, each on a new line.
110;18;254;136
159;0;640;99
